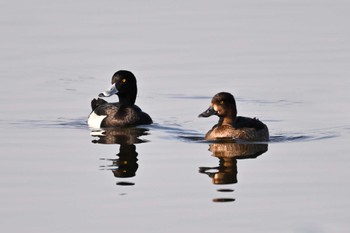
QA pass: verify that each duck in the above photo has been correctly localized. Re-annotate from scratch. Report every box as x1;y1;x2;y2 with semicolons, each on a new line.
88;70;153;128
198;92;269;141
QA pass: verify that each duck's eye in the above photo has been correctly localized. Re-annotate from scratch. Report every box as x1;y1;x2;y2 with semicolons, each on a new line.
122;79;126;83
220;101;224;105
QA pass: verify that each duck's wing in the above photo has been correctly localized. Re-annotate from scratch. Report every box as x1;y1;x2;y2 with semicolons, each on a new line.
234;116;267;130
98;103;121;116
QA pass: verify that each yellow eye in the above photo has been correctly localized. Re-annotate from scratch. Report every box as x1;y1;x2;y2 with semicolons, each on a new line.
122;79;126;83
220;101;224;105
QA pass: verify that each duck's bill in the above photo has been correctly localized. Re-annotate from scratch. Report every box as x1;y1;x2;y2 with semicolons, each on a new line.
198;106;217;117
98;84;118;97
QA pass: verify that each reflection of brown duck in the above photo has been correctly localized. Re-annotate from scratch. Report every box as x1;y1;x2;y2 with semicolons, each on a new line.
199;143;268;185
91;127;149;145
209;143;268;159
199;156;238;185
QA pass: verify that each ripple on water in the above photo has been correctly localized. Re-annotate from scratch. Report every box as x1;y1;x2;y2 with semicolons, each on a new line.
9;118;88;130
179;130;340;144
269;127;341;143
9;117;344;144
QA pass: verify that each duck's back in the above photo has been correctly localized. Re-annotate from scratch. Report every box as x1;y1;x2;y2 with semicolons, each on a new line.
88;99;152;128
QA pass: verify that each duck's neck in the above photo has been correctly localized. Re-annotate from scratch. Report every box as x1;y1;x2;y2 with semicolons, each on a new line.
118;92;137;107
218;107;237;126
219;116;236;126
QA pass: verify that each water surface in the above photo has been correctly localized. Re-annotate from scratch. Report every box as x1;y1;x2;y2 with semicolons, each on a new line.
1;1;350;232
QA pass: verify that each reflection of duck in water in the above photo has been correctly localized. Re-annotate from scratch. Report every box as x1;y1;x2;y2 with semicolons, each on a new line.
199;142;268;185
110;144;139;179
91;125;150;186
199;92;269;141
91;127;149;145
88;70;152;128
95;131;145;185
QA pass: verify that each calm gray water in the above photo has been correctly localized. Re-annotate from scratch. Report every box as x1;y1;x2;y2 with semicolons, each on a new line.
1;1;350;232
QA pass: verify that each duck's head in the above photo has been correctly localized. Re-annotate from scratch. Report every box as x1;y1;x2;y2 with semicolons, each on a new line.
199;92;237;118
98;70;137;105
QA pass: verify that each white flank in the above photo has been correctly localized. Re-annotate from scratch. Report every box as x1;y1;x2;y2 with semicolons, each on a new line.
88;112;107;129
